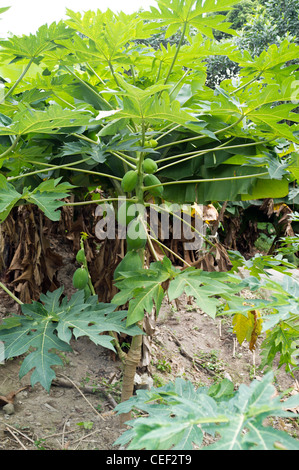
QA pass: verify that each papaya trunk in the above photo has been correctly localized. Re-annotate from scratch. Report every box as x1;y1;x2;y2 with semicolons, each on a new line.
120;326;143;427
120;147;146;427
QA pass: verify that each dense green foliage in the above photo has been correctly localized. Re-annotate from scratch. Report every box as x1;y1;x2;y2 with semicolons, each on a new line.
115;372;299;449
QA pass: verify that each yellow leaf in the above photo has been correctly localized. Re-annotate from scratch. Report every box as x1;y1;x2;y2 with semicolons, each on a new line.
232;312;252;345
232;310;262;350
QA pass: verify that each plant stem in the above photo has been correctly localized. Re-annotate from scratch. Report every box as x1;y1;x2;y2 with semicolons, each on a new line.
155;116;245;151
149;235;192;267
86;63;107;86
110;151;137;170
230;71;263;95
0;282;23;305
169;68;190;98
144;172;269;190
63;65;111;109
72;133;101;145
130;65;136;86
64;197;136;207
108;61;120;88
147;202;215;248
119;132;147;424
112;150;139;163
110;331;127;363
0;58;35;105
52;92;76;109
156;140;272;169
0;135;21;159
156;60;162;82
156;124;181;141
120;325;144;426
7;159;123;182
163;21;187;85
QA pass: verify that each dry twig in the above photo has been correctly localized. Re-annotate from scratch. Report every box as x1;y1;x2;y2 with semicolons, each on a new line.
5;423;34;445
53;374;118;408
166;328;216;377
5;426;28;450
56;374;105;420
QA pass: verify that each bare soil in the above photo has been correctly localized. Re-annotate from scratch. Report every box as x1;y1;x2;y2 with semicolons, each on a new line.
0;238;298;450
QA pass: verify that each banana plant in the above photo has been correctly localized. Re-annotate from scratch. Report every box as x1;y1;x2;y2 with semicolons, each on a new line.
0;1;298;420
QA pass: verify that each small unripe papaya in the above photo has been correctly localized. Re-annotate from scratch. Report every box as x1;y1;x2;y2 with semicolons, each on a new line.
142;158;158;174
126;218;147;251
117;201;137;226
73;267;89;290
144;139;158;148
143;174;164;197
87;131;98;142
149;139;158;148
121;170;138;193
76;248;86;264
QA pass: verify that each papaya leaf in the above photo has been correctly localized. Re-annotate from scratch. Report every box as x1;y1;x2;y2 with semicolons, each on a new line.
247;104;299;143
115;372;299;450
113;251;143;281
141;0;240;39
17;323;71;392
0;304;71;392
125;284;165;326
64;8;147;64
113;258;175;326
0;174;22;222
0;7;10;15
0;176;74;222
231;39;299;76
114;79;198;129
260;320;299;373
0;104;93;136
56;302;142;346
0;22;72;60
233;311;254;346
0;288;141;391
168;269;242;318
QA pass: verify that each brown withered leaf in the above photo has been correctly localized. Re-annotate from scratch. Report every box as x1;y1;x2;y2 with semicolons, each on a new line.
249;309;263;352
3;206;63;301
0;386;29;407
260;198;274;218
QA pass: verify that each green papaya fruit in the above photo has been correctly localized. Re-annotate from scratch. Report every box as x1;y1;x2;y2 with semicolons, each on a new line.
72;267;89;290
126;218;147;251
144;139;158;148
142;158;158;174
117;201;138;226
76;248;86;264
121;170;138;192
87;131;98;142
143;174;164;197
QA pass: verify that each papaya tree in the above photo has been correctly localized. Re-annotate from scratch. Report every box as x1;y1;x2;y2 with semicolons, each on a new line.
0;0;298;428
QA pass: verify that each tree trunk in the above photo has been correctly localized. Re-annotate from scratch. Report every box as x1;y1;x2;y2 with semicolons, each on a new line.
120;327;143;427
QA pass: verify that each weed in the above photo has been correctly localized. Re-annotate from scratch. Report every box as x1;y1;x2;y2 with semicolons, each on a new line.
156;358;172;373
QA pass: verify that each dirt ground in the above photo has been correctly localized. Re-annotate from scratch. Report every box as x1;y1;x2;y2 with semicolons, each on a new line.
0;239;298;450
